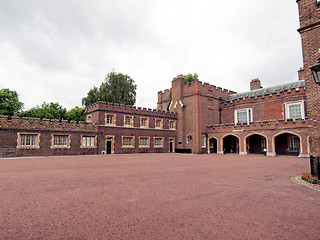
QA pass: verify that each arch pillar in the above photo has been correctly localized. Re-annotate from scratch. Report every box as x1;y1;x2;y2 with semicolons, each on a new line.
267;136;276;157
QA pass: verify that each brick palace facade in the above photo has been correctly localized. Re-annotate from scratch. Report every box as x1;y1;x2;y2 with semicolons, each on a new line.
0;0;318;160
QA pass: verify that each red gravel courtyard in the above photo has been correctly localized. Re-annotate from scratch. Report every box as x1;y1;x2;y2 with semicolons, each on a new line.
0;153;319;239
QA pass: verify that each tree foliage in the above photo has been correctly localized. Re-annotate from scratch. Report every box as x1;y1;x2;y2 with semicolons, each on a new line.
82;71;137;107
0;88;24;117
19;102;85;122
181;73;199;84
65;106;85;122
19;102;67;120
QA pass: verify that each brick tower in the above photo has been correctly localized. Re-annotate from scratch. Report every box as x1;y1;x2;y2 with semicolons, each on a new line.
296;0;320;156
297;0;320;180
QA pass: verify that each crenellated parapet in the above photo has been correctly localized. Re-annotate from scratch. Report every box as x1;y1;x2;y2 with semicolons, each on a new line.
0;115;98;132
85;101;177;118
206;118;309;132
182;80;237;99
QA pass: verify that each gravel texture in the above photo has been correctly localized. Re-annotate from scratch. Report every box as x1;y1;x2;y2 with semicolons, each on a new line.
0;153;319;240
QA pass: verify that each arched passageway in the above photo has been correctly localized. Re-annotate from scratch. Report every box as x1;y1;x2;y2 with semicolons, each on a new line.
209;138;217;153
223;135;239;154
246;134;267;154
275;133;300;156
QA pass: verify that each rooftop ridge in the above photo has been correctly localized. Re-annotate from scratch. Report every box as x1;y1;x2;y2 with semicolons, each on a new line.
227;80;305;102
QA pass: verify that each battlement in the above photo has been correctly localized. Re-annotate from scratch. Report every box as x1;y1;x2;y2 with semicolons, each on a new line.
206;118;308;132
182;80;237;98
223;83;306;107
0;115;98;132
85;101;177;118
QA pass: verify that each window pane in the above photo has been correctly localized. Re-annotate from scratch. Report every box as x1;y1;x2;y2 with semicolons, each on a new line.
201;136;206;148
288;104;301;119
32;136;36;146
91;137;95;146
54;136;58;146
63;136;67;146
237;110;247;124
21;135;25;146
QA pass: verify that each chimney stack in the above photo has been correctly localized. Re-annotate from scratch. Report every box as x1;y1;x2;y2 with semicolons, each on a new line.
250;78;262;90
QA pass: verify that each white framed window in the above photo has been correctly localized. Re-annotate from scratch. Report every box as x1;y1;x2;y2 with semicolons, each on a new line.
285;101;305;120
234;108;252;124
201;136;206;148
186;135;190;144
82;136;95;147
154;137;164;147
52;135;69;147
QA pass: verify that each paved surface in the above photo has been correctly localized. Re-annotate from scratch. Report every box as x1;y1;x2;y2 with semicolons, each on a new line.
0;154;319;240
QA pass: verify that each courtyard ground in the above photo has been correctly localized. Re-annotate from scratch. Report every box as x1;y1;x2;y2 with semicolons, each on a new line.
0;153;319;240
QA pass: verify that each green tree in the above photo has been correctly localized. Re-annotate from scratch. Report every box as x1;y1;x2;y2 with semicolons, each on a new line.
82;71;137;107
81;86;99;107
0;88;24;116
20;102;67;120
181;73;199;84
65;106;85;122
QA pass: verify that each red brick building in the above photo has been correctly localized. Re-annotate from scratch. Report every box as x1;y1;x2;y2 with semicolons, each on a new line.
158;77;309;157
0;115;101;157
296;0;320;179
0;0;318;161
85;102;177;154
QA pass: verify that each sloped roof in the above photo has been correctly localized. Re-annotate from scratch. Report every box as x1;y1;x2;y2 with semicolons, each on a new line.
227;80;305;102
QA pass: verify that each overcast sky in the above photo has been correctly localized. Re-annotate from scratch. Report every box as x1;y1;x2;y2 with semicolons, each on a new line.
0;0;303;110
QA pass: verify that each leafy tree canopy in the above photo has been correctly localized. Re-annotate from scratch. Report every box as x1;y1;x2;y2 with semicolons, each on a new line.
0;88;24;117
65;106;85;122
82;71;137;107
20;103;85;122
181;73;199;84
19;102;67;120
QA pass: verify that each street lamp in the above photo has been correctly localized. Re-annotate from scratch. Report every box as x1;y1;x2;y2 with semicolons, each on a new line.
310;57;320;85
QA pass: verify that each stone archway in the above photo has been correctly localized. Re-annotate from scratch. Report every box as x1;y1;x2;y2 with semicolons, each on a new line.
246;134;267;154
274;132;301;156
209;137;218;153
222;135;239;154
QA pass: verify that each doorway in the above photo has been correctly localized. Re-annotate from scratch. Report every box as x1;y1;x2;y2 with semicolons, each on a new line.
223;135;239;154
209;138;217;153
169;138;174;153
106;138;113;154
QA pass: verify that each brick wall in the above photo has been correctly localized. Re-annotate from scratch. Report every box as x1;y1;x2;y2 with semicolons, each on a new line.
297;0;320;157
0;116;101;157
